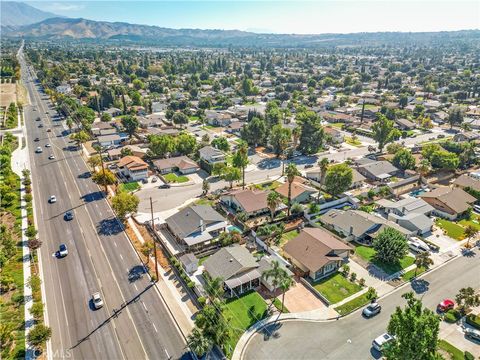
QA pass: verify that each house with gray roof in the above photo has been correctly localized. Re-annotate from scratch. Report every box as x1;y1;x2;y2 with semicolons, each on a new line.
356;160;400;182
165;205;228;251
203;245;260;297
199;146;226;164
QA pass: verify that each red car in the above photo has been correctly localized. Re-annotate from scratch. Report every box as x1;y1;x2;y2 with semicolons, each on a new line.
437;299;455;312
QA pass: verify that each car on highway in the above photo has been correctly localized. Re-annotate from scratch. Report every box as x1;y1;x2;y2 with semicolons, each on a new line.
437;299;455;312
49;195;57;203
91;292;104;310
159;184;171;189
35;117;40;121
362;302;381;318
58;243;68;257
47;128;52;132
45;143;51;147
38;124;43;128
34;137;39;142
464;328;480;342
35;147;43;153
48;154;55;160
64;211;74;221
372;333;394;352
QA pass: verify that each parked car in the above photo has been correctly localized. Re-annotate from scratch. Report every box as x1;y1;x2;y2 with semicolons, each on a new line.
49;195;57;203
91;292;104;310
35;117;40;121
473;204;480;214
437;299;455;312
363;302;381;318
304;164;314;169
48;154;55;160
464;328;480;342
437;134;445;139
64;211;74;221
34;137;39;142
45;143;51;147
142;178;148;184
408;239;430;253
38;124;43;128
159;184;171;189
58;243;68;257
35;147;43;153
372;333;394;352
151;176;158;183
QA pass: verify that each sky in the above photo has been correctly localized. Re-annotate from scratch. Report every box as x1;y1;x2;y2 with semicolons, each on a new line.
27;1;480;34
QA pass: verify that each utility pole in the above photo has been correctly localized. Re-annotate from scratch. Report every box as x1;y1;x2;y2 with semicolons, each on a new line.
150;197;159;282
94;145;109;195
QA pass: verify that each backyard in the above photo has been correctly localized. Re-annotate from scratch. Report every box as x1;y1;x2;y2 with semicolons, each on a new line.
164;173;189;183
354;245;415;275
312;273;363;304
278;229;300;248
223;291;268;356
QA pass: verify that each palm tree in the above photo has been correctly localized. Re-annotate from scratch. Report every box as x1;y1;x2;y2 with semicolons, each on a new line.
317;157;329;202
292;126;301;148
285;163;299;216
417;159;431;186
261;261;293;316
414;252;433;276
267;192;282;222
233;142;249;189
464;224;479;249
187;328;212;357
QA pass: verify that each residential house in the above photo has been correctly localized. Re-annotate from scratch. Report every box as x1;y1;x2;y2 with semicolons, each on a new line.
220;189;285;219
275;177;317;204
226;121;245;135
453;173;480;192
179;253;199;275
323;127;345;144
91;121;115;136
56;84;72;95
453;132;480;143
320;209;413;244
153;156;199;175
104;107;122;118
387;175;421;196
283;228;353;281
420;187;476;220
203;244;261;297
117;155;149;181
356;160;400;182
165;205;228;251
205;110;233;127
306;168;365;189
395;118;416;130
97;134;127;147
199;146;226;164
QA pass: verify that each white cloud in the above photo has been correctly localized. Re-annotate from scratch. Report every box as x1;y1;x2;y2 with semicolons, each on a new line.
47;2;85;12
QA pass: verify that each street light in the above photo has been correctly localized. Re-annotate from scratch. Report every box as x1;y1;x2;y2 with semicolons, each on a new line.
149;197;159;282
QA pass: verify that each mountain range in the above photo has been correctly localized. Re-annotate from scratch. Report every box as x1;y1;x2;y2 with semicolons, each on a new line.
2;2;479;48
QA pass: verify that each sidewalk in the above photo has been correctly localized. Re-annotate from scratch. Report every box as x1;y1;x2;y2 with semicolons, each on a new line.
126;217;195;337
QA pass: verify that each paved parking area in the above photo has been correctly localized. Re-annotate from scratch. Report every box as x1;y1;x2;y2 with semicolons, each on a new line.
439;317;480;354
280;280;327;313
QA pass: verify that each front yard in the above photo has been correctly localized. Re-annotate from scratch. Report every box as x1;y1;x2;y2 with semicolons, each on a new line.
435;219;465;240
312;273;363;304
334;291;371;315
223;291;268;356
164;172;189;183
118;181;140;192
354;245;415;275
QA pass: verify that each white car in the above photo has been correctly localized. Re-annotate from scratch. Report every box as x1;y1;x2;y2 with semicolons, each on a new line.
45;143;51;148
48;154;55;160
35;147;43;153
408;238;430;253
372;333;394;352
58;243;68;257
49;195;57;203
91;292;104;309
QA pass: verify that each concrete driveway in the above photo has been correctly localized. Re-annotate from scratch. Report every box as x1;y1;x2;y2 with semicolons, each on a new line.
281;280;328;313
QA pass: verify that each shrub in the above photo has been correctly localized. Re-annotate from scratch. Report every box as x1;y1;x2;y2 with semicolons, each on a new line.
30;302;44;319
349;272;357;282
187;281;195;289
464;351;474;360
198;296;206;306
358;278;366;287
341;264;350;277
27;324;52;347
12;292;25;305
444;309;461;323
24;193;33;202
25;225;37;239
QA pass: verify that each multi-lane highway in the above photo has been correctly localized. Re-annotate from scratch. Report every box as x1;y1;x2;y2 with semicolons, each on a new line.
19;45;189;360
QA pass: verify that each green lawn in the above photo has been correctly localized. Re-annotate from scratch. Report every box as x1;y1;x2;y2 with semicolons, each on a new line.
435;219;465;240
198;255;210;265
437;340;464;360
354;245;415;275
194;198;215;206
164;173;189;183
223;291;268;357
402;266;426;281
188;115;200;122
273;298;289;313
458;214;480;231
329;122;344;129
345;136;362;147
279;230;299;248
335;291;371;315
312;273;363;304
119;181;140;192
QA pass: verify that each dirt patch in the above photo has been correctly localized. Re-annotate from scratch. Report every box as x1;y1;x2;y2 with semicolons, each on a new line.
137;223;170;269
16;83;29;106
0;212;18;236
0;83;17;107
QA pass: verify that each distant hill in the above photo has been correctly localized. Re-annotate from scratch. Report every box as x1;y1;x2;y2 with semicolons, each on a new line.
3;14;480;48
0;1;61;27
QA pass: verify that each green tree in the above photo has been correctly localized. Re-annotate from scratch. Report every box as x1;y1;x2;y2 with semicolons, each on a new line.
87;154;102;168
69;130;90;148
373;228;408;265
211;136;230;152
392;149;416;171
447;107;464;129
172;112;189;128
121;115;139;138
297;111;325;154
384;292;439;360
241;117;267;147
92;169;117;188
100;112;112;122
269;125;291;157
66;117;74;131
261;260;292;316
194;304;231;352
112;191;140;221
27;324;52;348
417;159;431;185
187;328;213;357
414;252;433;276
241;78;258;96
222;166;241;188
463;224;479;248
147;135;175;158
211;162;226;177
202;179;210;195
285;163;300;216
371;115;401;152
175;133;197;155
232;142;249;189
455;287;480;314
324;163;353;197
267;191;282;222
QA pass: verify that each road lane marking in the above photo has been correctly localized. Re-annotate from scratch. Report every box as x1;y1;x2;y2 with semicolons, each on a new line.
119;254;123;260
142;302;147;311
152;323;158;333
114;241;117;247
133;283;138;291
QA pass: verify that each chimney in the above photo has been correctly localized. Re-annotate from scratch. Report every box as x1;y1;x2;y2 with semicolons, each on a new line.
200;219;205;232
349;226;354;235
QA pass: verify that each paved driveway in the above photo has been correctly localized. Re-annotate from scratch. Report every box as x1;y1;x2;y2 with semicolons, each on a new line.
281;280;327;313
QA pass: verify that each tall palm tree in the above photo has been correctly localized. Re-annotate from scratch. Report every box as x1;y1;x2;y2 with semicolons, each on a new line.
414;251;433;276
267;192;281;222
417;159;431;186
187;328;212;357
285;163;299;216
292;126;301;148
261;261;292;316
464;224;479;248
233;142;249;189
317;157;329;202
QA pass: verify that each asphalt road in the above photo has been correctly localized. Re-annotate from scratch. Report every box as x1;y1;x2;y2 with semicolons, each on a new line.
242;249;480;360
19;47;189;360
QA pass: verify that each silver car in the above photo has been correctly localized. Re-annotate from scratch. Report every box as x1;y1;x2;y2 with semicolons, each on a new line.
91;292;104;310
465;328;480;342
